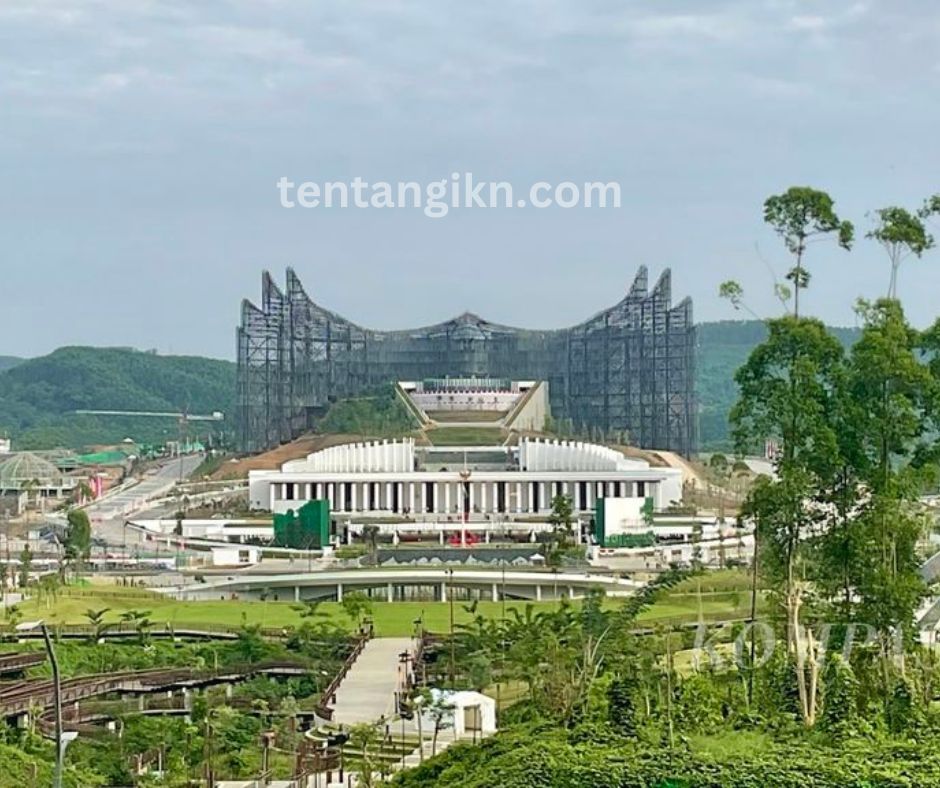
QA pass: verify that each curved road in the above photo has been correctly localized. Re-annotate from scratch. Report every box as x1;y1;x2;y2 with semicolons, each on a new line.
85;455;203;546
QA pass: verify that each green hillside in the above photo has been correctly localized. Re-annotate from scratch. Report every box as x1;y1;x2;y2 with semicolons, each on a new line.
0;356;22;373
697;320;860;450
318;384;419;436
0;347;235;450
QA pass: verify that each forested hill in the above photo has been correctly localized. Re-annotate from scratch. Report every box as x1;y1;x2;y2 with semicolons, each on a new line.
697;320;860;450
0;356;22;373
0;347;235;450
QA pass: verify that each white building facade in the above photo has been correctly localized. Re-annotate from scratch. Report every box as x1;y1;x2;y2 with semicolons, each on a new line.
249;437;683;518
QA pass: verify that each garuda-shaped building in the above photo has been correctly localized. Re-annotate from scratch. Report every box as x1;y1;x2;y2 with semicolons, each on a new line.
236;267;696;455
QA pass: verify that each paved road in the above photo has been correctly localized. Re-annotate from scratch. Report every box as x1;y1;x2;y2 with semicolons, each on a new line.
332;638;415;725
86;456;203;546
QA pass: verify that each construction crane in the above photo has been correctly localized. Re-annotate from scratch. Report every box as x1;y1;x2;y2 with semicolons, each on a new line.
73;410;224;421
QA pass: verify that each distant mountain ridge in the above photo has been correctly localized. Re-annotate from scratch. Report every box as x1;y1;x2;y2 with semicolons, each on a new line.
0;356;23;373
0;346;235;450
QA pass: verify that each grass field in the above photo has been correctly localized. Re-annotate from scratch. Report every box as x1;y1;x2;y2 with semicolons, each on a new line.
9;573;759;637
425;426;506;446
427;411;505;423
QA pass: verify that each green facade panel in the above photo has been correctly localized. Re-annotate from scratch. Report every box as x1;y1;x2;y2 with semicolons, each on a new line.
273;499;330;549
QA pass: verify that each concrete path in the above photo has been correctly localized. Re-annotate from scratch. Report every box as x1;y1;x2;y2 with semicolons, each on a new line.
332;637;414;726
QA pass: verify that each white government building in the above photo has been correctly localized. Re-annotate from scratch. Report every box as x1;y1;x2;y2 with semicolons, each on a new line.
249;437;683;519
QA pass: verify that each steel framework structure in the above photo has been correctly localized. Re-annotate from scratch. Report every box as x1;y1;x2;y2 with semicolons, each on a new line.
236;267;696;455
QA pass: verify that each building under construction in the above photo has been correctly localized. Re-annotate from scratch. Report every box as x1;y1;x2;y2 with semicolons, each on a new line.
236;267;696;455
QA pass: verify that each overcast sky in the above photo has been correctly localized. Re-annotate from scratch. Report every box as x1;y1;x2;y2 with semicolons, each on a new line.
2;0;939;360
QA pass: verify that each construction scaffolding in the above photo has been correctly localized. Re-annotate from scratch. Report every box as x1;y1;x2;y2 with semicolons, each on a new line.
236;267;696;455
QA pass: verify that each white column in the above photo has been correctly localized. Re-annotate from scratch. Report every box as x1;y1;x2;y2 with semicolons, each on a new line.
445;482;451;514
387;582;394;603
409;482;416;513
336;582;344;603
386;483;393;512
338;483;346;511
515;482;522;513
351;483;358;512
469;483;475;513
535;584;542;602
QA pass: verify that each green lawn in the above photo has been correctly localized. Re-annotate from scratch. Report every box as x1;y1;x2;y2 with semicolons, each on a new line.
427;411;504;423
14;593;556;636
11;582;756;637
425;426;505;446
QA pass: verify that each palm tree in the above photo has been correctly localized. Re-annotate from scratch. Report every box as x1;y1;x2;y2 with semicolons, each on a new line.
84;607;112;643
120;609;153;644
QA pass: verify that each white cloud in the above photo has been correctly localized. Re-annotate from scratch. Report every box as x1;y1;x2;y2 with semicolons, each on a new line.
789;14;828;32
184;24;316;66
627;13;747;42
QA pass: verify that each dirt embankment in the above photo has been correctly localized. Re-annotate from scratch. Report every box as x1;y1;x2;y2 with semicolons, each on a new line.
211;433;368;480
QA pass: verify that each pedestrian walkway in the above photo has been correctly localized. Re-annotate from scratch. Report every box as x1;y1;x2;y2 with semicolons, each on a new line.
332;637;414;725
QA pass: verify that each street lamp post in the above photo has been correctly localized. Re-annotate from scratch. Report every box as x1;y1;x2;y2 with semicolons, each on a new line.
39;623;68;788
447;568;455;685
498;559;506;722
397;650;412;768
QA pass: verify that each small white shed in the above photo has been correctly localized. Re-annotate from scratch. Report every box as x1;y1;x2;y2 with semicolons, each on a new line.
209;546;261;566
421;689;497;738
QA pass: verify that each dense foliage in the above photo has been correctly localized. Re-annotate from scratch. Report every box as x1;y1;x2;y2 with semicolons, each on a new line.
698;321;859;450
0;346;235;449
0;356;21;374
0;740;103;787
393;727;940;788
398;186;940;783
0;615;355;784
318;384;419;436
